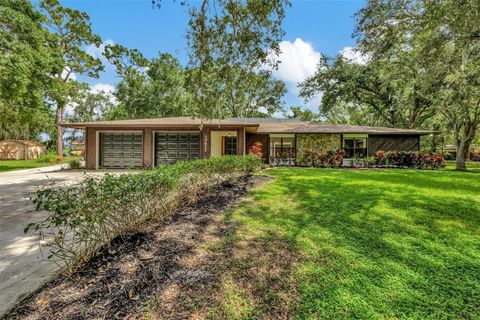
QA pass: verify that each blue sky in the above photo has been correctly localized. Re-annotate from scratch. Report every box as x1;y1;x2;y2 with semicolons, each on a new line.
58;0;365;114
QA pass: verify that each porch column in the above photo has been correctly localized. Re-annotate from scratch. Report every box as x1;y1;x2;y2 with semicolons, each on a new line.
143;128;153;168
85;127;97;170
238;127;245;155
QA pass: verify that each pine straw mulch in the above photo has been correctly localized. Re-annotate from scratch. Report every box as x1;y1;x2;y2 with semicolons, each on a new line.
5;174;300;320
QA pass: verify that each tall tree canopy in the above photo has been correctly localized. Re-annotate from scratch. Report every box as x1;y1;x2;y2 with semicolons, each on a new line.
105;1;289;120
300;55;438;128
40;0;103;156
287;106;320;122
186;0;289;119
356;0;480;170
301;0;480;170
0;0;55;140
104;46;194;119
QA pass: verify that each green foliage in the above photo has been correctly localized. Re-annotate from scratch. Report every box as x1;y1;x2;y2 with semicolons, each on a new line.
68;158;81;169
26;156;262;271
186;0;289;119
374;151;445;169
106;51;194;119
287;106;320;122
36;154;60;164
299;55;437;128
39;0;104;155
0;0;56;140
296;134;341;163
299;0;480;170
67;89;115;123
354;0;480;170
297;149;345;168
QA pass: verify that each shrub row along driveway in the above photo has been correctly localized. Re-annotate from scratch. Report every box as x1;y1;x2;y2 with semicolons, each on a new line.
0;166;118;316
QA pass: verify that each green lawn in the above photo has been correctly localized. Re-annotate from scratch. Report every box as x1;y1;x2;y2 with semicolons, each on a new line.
0;157;78;173
210;168;480;319
445;160;480;172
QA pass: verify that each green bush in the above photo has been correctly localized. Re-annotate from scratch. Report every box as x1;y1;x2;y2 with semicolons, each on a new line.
25;156;262;271
374;151;445;169
297;149;346;167
68;158;81;169
36;154;60;164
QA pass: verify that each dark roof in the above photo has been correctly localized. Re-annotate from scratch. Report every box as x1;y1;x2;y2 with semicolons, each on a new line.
255;123;436;135
60;117;256;129
60;117;436;135
226;117;305;124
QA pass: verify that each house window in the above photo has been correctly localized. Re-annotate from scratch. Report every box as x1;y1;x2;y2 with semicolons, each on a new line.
343;136;367;158
269;136;295;159
223;136;237;155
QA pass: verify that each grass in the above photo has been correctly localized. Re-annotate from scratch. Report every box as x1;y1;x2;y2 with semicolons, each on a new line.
0;156;79;173
445;160;480;172
205;168;480;319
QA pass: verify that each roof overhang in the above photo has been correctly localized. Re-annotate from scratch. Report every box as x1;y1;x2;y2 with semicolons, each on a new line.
60;117;439;136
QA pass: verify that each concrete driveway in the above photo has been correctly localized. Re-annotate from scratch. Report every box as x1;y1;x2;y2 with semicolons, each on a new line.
0;165;111;316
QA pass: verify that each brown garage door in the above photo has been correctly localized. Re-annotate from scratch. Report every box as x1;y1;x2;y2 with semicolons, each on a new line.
155;132;200;165
99;132;143;168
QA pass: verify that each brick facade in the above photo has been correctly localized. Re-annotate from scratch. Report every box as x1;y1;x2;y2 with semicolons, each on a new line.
84;125;246;170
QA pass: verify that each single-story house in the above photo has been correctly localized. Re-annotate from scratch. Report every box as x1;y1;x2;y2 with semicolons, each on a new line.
61;117;435;169
0;139;46;160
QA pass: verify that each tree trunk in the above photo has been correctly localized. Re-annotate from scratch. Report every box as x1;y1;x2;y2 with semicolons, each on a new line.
455;141;467;171
56;105;63;157
455;127;474;171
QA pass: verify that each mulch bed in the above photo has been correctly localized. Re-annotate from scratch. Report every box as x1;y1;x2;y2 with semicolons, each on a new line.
4;175;273;320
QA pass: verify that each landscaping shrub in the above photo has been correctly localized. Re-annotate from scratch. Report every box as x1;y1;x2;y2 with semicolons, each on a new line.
470;150;480;161
374;151;444;169
248;141;264;159
298;149;345;167
25;156;262;271
68;158;81;169
37;154;61;164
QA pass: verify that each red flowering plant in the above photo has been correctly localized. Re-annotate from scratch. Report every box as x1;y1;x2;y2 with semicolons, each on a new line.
374;151;385;164
248;142;264;159
326;149;345;167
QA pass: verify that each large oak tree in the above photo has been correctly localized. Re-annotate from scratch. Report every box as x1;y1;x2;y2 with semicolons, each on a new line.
40;0;103;156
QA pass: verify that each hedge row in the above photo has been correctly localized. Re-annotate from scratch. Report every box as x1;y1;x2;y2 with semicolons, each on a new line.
296;150;444;169
27;156;262;271
296;150;346;167
374;151;445;169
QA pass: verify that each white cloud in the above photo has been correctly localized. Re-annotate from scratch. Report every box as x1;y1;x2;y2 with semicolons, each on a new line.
266;38;322;114
86;39;115;59
90;83;117;105
339;46;369;65
270;38;320;85
86;39;117;76
90;83;115;94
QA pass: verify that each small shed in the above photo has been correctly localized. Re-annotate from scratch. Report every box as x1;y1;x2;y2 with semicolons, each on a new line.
70;139;85;156
0;140;46;160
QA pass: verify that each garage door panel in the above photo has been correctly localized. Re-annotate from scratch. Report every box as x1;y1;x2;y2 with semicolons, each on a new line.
100;133;143;169
167;142;178;149
178;143;189;150
155;132;200;166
